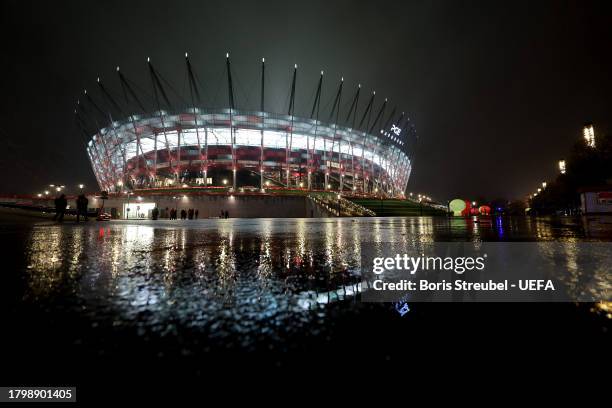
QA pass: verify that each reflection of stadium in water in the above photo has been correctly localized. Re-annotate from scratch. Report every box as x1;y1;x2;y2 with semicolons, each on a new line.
23;217;612;318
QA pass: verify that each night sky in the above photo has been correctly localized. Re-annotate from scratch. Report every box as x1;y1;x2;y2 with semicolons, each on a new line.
1;0;610;201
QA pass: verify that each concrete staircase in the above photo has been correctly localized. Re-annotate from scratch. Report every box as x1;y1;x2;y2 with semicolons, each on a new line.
308;194;375;217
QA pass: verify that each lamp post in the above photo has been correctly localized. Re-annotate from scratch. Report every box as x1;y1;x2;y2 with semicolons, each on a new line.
558;160;566;175
125;191;132;219
583;124;596;148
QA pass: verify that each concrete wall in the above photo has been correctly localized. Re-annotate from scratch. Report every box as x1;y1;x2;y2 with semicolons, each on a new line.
98;194;313;219
1;194;337;219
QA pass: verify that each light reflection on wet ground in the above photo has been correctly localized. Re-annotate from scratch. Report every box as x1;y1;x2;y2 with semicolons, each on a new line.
1;215;610;378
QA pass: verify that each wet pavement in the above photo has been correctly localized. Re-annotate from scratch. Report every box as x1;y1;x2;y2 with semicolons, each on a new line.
1;215;610;394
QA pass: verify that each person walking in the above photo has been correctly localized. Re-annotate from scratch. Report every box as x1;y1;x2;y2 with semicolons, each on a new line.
194;209;199;219
53;194;67;222
188;208;194;220
52;196;60;221
76;194;89;223
152;206;159;220
180;209;187;220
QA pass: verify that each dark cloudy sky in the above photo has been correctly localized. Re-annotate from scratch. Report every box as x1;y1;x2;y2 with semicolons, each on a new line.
1;0;610;201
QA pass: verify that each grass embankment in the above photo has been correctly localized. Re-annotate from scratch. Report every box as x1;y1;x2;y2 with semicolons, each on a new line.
347;198;447;216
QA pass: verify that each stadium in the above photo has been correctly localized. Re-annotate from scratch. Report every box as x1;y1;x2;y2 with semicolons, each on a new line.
78;54;416;199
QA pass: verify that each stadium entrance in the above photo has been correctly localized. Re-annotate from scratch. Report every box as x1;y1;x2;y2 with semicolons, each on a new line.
124;202;155;219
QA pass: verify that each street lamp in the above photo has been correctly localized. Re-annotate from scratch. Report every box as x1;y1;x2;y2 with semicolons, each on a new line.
542;182;547;189
78;184;84;189
583;124;596;148
558;160;566;174
125;192;132;219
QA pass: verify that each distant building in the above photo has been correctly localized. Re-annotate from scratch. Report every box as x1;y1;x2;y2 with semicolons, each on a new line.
580;186;612;214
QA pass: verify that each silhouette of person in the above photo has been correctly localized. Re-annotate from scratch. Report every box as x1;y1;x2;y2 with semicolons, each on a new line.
188;208;194;220
53;194;67;222
152;206;159;220
225;210;229;219
181;209;187;219
52;196;60;220
76;194;88;223
194;209;199;219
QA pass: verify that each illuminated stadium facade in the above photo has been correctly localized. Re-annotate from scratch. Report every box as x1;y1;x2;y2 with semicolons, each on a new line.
79;55;416;197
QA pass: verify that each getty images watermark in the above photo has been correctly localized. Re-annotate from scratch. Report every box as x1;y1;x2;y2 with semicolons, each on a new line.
360;242;612;302
372;253;555;292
